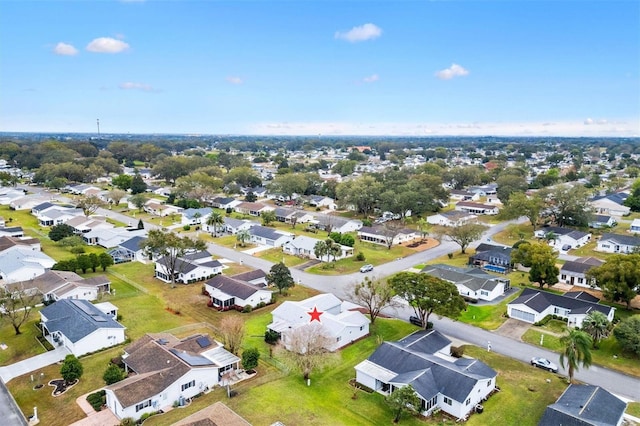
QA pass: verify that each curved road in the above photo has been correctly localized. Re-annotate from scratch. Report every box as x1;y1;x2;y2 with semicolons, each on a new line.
25;187;640;401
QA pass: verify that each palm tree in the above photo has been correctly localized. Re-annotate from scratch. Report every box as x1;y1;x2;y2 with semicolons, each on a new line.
328;239;342;263
559;329;593;383
206;211;224;236
581;311;611;348
236;229;250;247
314;240;329;262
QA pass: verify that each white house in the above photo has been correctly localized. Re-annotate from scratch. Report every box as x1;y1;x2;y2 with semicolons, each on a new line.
449;190;479;201
0;188;28;205
308;195;337;209
588;215;617;229
355;329;497;420
534;226;592;251
40;299;126;357
65;216;114;235
181;208;213;226
596;233;640;254
268;293;370;352
143;200;183;217
204;274;273;310
9;196;50;211
105;333;240;422
248;226;294;247
507;288;615;328
0;236;56;283
559;257;604;289
421;264;510;302
211;197;241;210
589;192;630;217
5;270;110;302
357;226;419;247
282;236;354;262
82;228;147;248
155;251;223;284
216;217;258;235
312;215;363;233
455;201;499;215
107;236;148;264
630;218;640;234
427;211;478;227
235;202;274;216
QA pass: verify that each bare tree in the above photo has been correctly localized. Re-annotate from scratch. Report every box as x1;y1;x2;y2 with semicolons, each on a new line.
76;194;105;216
348;276;397;325
107;188;126;207
279;323;338;381
0;285;40;335
142;229;207;287
219;316;245;355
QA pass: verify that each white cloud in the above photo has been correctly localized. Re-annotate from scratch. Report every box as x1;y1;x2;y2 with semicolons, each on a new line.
53;42;78;56
119;82;155;92
86;37;130;53
335;23;382;43
362;74;379;83
226;76;243;85
435;63;469;80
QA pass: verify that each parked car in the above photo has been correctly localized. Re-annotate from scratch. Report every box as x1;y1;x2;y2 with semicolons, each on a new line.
360;264;374;273
531;357;558;373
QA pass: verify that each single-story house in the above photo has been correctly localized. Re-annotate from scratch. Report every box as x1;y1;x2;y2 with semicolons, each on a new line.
9;196;50;211
455;201;499;215
589;192;630;217
105;333;240;422
235;202;274;216
630;218;640;234
507;288;615;327
0;188;28;205
5;270;110;302
283;235;354;262
217;217;258;235
65;216;114;235
204;275;273;310
32;203;84;227
355;329;497;420
422;264;510;302
82;228;147;248
171;402;251;426
559;257;604;289
155;251;223;284
107;236;148;264
40;299;126;357
308;195;336;209
588;215;617;229
0;236;56;283
64;184;101;195
357;226;419;247
449;190;479;201
143;200;183;217
534;226;591;251
539;384;626;426
229;269;268;287
181;208;213;226
0;226;24;238
268;293;370;352
427;210;478;227
248;225;294;247
311;215;363;233
596;232;640;254
468;243;512;273
469;184;498;197
211;197;241;210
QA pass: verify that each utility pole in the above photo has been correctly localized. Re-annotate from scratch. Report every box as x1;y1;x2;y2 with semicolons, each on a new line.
96;118;100;138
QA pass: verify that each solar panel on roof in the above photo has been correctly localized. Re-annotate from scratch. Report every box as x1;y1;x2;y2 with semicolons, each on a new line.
92;315;107;322
71;299;96;315
196;336;211;348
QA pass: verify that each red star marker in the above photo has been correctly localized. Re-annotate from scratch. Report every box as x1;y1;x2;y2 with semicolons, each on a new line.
307;306;323;323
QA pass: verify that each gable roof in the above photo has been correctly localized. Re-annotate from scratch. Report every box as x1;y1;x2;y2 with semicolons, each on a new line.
182;207;213;219
119;236;147;252
509;288;613;317
231;269;267;282
40;299;124;343
539;384;626;426
599;232;640;246
205;275;265;300
249;225;292;240
560;257;604;275
421;264;504;292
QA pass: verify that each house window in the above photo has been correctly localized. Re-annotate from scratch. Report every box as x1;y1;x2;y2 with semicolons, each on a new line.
466;398;471;406
480;291;489;297
561;274;567;280
487;380;492;387
336;336;342;342
181;380;195;391
135;399;152;412
443;396;452;405
578;278;584;284
359;326;364;331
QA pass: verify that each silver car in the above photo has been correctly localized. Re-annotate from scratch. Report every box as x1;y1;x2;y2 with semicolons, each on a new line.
530;357;558;373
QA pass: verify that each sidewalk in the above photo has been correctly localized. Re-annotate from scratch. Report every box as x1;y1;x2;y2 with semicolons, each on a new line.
68;391;119;426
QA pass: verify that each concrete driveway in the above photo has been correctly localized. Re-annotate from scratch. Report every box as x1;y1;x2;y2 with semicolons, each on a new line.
0;346;70;383
495;318;531;341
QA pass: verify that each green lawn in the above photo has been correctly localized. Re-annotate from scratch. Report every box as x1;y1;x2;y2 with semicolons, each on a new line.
254;248;307;267
0;313;48;365
458;289;523;330
306;241;414;275
491;223;534;246
627;402;640;418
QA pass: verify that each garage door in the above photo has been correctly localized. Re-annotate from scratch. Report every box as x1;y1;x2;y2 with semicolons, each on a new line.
510;308;535;323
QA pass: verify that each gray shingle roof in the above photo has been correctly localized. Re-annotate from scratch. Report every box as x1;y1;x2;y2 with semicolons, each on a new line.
509;288;613;316
40;299;124;343
205;275;262;300
539;384;626;426
249;225;289;241
119;236;147;252
600;232;640;246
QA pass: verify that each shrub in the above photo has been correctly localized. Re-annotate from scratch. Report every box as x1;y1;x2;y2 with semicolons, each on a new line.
60;354;83;384
103;363;125;385
183;225;191;231
613;315;640;356
242;305;253;313
86;390;106;411
450;346;465;358
356;252;366;261
242;347;260;370
362;219;372;227
447;253;454;259
119;417;136;426
264;329;280;345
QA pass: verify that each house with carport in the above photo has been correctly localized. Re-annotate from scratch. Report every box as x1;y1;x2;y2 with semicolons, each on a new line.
154;251;223;284
248;225;294;247
357;226;419;247
181;208;212;226
283;235;354;262
534;226;591;251
5;270;110;302
355;329;497;421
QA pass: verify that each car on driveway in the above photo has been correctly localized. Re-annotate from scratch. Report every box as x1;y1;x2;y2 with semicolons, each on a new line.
531;357;558;373
360;264;374;273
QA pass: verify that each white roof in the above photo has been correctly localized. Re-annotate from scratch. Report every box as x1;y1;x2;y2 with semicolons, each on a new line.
355;359;396;383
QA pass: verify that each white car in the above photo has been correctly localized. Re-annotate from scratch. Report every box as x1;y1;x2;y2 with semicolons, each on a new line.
530;357;558;373
360;264;374;273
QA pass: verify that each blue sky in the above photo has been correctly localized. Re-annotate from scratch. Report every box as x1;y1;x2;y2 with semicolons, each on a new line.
1;0;638;136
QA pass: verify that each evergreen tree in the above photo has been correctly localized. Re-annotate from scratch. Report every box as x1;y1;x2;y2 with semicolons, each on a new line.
130;173;147;194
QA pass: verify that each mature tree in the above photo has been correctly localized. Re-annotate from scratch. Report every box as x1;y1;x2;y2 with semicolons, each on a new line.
206;211;224;236
220;316;245;355
261;209;276;226
385;385;421;424
107;188;126;206
49;223;76;242
444;166;481;190
129;193;148;212
624;179;640;212
436;223;488;254
77;254;92;273
336;175;383;216
581;311;611;348
103;363;125;385
539;184;592;227
389;272;467;328
613;315;640;356
142;229;207;287
279;323;337;381
111;174;132;190
331;159;358;176
99;252;114;271
496;172;529;204
77;194;104;216
587;254;640;309
130;173;147;194
267;262;295;294
217;152;250;173
60;354;84;384
89;253;100;272
348;276;396;325
313;240;330;263
501;192;544;230
241;347;260;371
559;329;593;383
223;166;261;188
0;286;40;335
269;173;308;200
236;229;250;247
511;242;559;288
174;171;223;204
137;219;144;230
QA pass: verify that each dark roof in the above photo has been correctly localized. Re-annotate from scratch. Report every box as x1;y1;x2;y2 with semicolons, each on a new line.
212;196;236;205
32;202;54;211
182;250;213;262
539;384;626;426
249;225;289;241
592;215;612;223
119;236;147;252
564;291;600;303
232;269;267;282
421;264;503;292
509;288;613;316
591;192;629;205
600;232;640;246
40;299;124;343
205;275;262;299
560;258;603;275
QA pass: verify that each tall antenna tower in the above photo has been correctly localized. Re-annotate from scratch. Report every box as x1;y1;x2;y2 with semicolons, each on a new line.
96;119;100;138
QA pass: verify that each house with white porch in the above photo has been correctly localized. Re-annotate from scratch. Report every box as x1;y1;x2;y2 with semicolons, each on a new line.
357;226;419;247
155;251;223;284
355;329;497;421
181;207;213;226
596;233;640;254
630;218;640;234
427;211;478;227
283;235;354;262
455;201;499;215
268;293;370;352
507;288;614;328
422;264;510;302
204;274;273;310
105;333;240;422
5;270;110;302
559;257;604;289
40;299;126;357
248;226;294;247
107;236;148;264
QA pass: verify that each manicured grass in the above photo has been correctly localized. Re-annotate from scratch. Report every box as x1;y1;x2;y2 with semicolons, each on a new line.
255;248;307;267
627;402;640;418
306;241;414;275
0;314;48;365
458;289;523;330
491;223;534;246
